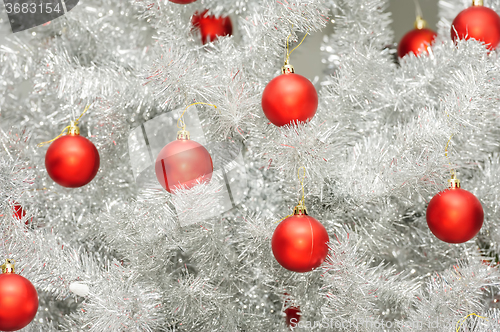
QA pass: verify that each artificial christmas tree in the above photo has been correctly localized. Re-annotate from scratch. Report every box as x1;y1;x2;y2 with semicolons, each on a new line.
2;0;500;331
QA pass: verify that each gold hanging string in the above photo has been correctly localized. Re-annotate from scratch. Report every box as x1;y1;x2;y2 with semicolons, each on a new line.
37;104;91;147
298;166;306;204
285;27;309;66
275;166;307;223
455;313;488;332
445;133;455;176
412;0;423;19
176;102;217;131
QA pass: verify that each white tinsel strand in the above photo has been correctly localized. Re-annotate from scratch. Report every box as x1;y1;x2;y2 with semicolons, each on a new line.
402;257;500;331
320;230;420;330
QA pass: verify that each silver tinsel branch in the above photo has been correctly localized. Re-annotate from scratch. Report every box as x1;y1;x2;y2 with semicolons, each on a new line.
2;0;500;330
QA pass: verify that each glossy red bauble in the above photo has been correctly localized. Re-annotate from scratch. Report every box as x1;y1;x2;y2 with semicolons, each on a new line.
155;138;213;193
451;5;500;50
0;273;38;331
398;28;437;57
271;214;329;272
285;306;301;327
262;73;318;127
169;0;196;4
45;134;100;188
192;10;232;44
426;188;484;243
12;203;26;221
11;203;32;225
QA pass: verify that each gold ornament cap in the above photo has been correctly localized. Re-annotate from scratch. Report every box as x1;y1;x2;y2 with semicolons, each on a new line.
472;0;484;6
281;64;295;75
448;173;461;189
68;121;80;135
414;16;427;30
177;129;190;140
293;200;308;215
1;259;15;274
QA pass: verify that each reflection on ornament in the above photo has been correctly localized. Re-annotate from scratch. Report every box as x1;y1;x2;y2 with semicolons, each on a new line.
155;130;213;193
127;106;248;225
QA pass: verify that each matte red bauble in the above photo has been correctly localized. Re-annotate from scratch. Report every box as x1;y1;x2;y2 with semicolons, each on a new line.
262;68;318;127
398;28;437;57
426;175;483;244
45;131;100;188
272;205;329;272
0;260;38;331
169;0;196;4
192;10;232;44
155;132;213;193
451;3;500;50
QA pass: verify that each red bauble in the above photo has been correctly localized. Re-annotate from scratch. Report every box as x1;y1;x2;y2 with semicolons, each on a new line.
426;188;484;243
451;5;500;50
191;10;232;44
169;0;196;3
262;73;318;127
398;28;437;57
11;203;32;225
45;134;100;188
285;306;301;327
272;214;329;272
0;273;38;331
155;138;213;193
12;203;26;221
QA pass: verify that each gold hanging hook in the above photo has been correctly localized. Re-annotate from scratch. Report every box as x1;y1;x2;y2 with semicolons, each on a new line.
38;104;91;147
293;167;308;215
283;26;308;74
1;259;15;274
176;102;217;140
275;167;308;223
414;16;427;29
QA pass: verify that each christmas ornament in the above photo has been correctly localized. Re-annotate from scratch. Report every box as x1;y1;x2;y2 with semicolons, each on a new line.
0;259;38;331
271;168;329;272
283;293;301;327
489;293;500;309
451;0;500;50
40;106;100;188
426;173;484;243
12;203;25;221
272;202;329;272
285;307;301;327
169;0;196;4
191;10;232;44
69;282;90;297
398;15;437;57
262;32;318;127
44;122;100;188
155;103;215;193
11;202;32;225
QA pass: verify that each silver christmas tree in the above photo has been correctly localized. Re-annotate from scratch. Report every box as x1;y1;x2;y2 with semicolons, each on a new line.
1;0;500;331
